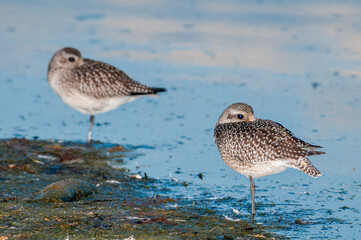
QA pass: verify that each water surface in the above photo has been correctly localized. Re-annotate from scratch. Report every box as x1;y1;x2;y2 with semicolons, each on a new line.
1;0;361;239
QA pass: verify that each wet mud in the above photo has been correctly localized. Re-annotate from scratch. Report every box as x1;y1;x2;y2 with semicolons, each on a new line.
0;138;283;239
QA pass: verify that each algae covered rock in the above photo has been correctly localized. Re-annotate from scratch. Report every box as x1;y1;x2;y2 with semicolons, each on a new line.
34;178;96;202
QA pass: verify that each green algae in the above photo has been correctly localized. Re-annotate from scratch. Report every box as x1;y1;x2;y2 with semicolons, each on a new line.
0;138;283;239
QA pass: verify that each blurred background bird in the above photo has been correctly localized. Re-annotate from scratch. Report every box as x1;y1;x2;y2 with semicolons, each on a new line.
48;47;166;144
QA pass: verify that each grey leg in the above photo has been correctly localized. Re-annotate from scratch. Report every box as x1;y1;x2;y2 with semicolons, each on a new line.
249;176;256;215
87;115;95;145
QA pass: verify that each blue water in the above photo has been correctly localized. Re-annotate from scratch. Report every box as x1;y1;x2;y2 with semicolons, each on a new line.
1;0;361;238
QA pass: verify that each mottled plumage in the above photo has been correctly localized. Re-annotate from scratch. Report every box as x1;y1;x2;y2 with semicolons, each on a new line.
63;59;163;99
48;47;166;144
214;103;324;214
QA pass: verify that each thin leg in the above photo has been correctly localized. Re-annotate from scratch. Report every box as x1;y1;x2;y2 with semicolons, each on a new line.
87;115;95;145
249;176;256;215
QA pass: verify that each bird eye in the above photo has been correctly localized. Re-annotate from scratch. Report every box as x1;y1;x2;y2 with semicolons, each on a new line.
68;57;75;62
237;114;244;119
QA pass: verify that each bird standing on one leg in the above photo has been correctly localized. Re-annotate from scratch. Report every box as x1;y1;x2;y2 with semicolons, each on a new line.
213;103;324;215
47;47;166;144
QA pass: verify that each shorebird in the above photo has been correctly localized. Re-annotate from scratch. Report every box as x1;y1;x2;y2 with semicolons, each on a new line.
214;103;324;215
47;47;166;144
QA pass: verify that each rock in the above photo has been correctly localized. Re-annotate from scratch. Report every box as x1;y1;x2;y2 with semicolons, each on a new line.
33;179;96;202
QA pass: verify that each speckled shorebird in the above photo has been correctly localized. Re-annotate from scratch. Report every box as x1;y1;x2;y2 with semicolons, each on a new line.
48;47;166;144
214;103;324;215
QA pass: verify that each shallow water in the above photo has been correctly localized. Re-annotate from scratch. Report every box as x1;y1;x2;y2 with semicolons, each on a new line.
1;0;361;239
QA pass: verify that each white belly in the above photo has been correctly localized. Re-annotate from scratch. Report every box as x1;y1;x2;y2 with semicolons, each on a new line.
59;91;141;115
48;71;142;115
228;161;290;178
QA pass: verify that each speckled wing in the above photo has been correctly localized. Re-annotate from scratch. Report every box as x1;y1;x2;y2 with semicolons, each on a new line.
215;122;277;164
254;120;323;177
265;120;325;155
214;120;323;177
68;59;163;98
214;120;321;164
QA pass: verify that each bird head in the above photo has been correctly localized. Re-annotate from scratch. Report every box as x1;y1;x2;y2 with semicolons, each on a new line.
48;47;84;72
217;102;256;124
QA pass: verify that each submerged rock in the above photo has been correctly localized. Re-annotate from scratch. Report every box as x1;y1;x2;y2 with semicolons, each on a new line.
34;178;96;202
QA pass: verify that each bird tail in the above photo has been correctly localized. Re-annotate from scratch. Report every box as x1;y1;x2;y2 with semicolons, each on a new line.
130;87;166;96
306;150;325;156
151;87;167;93
290;158;322;178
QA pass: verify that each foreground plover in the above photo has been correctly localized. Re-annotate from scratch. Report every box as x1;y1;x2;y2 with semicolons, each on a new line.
48;47;166;144
214;103;324;215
